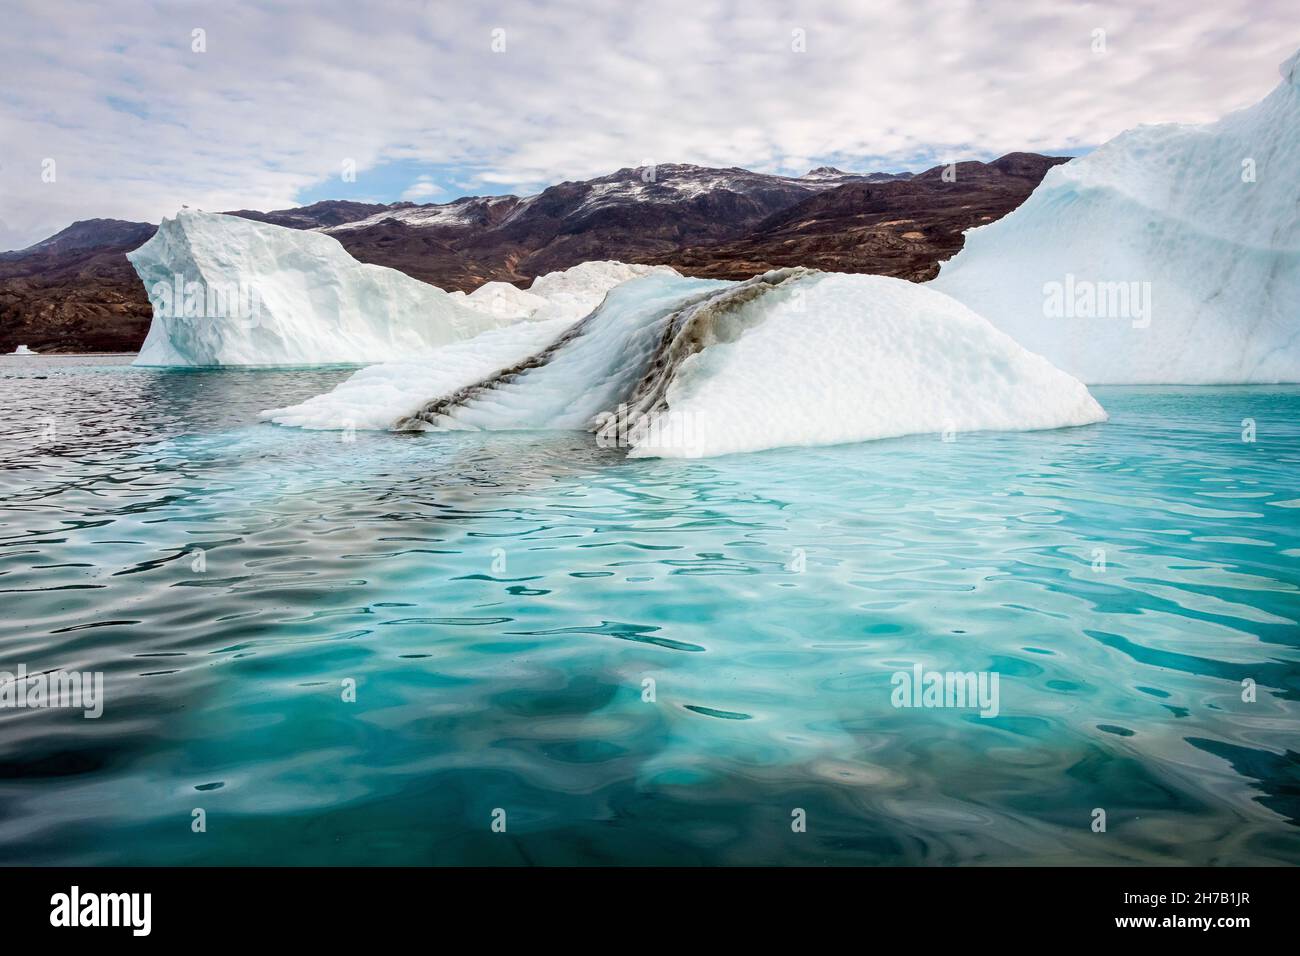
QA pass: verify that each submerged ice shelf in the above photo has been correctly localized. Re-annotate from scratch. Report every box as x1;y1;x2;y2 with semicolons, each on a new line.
265;269;1107;458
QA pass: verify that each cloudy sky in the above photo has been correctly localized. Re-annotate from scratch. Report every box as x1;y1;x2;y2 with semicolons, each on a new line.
1;0;1295;249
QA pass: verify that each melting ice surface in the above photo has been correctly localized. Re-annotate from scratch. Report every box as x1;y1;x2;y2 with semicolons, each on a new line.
2;355;1298;865
266;269;1107;457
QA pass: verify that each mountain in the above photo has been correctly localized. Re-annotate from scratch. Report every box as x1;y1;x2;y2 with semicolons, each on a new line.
221;199;399;230
648;153;1071;281
2;218;157;260
321;195;526;289
323;164;881;285
0;156;1065;353
0;219;159;353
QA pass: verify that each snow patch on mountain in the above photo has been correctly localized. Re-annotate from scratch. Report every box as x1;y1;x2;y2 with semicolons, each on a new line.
324;195;519;233
568;164;878;218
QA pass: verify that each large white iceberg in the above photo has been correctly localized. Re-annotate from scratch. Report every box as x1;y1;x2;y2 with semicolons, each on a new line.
128;211;511;366
265;269;1107;458
931;49;1300;384
128;211;672;366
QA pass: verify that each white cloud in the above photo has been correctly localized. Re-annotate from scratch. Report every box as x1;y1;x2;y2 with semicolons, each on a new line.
0;0;1296;248
401;177;443;201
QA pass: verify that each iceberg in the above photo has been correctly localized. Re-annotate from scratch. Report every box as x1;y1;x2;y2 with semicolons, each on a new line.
127;212;671;367
931;48;1300;384
128;211;515;367
265;269;1106;458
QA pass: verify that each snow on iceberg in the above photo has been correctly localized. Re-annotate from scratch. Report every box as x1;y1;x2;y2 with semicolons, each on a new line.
265;269;1106;458
525;261;679;322
451;281;546;322
931;48;1300;384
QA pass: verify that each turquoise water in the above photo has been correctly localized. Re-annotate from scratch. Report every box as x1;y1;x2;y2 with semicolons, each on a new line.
1;355;1298;865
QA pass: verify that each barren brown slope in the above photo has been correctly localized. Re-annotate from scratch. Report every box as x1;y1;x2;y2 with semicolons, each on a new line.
0;220;157;353
329;164;874;289
642;153;1070;281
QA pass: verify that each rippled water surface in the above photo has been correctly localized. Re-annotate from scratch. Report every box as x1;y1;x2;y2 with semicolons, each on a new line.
1;354;1297;865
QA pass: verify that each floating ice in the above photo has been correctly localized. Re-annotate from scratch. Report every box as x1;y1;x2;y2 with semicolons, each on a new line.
266;269;1106;458
128;211;515;367
932;48;1300;384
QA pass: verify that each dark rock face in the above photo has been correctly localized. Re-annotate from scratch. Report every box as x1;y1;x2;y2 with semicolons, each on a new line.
645;153;1071;282
0;220;158;353
222;199;399;230
332;165;867;287
0;155;1068;353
